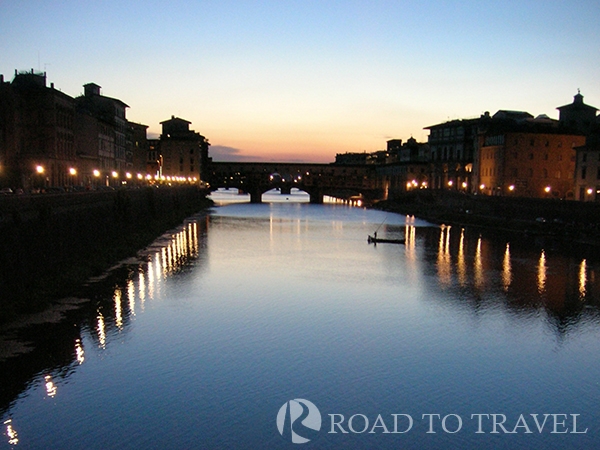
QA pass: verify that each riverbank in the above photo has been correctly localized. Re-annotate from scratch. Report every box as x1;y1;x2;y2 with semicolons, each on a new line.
374;191;600;246
0;187;213;324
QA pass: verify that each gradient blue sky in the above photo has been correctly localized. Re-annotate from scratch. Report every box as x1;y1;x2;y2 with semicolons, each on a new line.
2;1;599;162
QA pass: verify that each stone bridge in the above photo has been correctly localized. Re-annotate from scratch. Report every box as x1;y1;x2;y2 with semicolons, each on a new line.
206;162;383;203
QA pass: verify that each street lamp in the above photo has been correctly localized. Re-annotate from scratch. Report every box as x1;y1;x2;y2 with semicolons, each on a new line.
35;165;45;191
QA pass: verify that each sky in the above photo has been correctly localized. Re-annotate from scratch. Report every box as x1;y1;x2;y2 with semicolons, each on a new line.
1;1;599;162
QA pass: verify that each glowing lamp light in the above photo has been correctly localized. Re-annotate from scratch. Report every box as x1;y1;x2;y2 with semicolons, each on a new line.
112;171;118;178
36;165;44;174
462;182;468;188
126;172;132;179
93;170;100;177
448;180;453;186
406;182;412;189
544;186;551;193
69;167;77;175
480;184;485;190
508;185;515;191
137;173;143;180
587;188;593;195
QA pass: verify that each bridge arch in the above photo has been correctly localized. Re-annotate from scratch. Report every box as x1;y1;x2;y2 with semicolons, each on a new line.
207;161;382;204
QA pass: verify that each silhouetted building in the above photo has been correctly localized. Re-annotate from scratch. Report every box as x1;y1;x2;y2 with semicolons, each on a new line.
385;139;403;163
156;116;210;183
335;152;369;165
376;137;430;198
424;116;480;191
129;122;150;180
557;91;598;135
74;83;129;187
0;69;77;190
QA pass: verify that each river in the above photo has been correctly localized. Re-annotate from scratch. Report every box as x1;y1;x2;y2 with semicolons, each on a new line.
1;188;599;449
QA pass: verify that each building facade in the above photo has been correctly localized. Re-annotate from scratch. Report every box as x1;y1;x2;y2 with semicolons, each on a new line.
74;83;131;187
574;140;600;202
424;116;480;191
0;70;77;190
476;112;585;198
156;116;210;183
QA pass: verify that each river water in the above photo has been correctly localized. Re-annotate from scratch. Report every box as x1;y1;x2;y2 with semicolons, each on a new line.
1;189;600;449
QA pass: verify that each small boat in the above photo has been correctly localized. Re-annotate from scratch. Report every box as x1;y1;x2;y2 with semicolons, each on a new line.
368;235;405;245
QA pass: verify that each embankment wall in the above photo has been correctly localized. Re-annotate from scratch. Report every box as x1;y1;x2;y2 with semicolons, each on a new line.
0;187;211;321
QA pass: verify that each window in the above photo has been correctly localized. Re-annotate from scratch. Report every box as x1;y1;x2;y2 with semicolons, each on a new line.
581;167;587;179
582;153;587;162
528;168;533;177
530;139;535;146
597;167;600;180
529;153;534;160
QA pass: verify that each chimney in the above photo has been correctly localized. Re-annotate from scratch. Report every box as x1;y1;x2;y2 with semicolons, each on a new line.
50;82;54;89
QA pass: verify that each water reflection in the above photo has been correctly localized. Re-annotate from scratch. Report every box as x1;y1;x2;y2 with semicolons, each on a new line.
75;339;85;365
4;419;18;446
127;279;136;317
0;215;208;421
457;228;467;286
437;225;452;286
580;259;587;299
474;236;484;290
97;312;106;349
425;225;599;326
1;204;600;450
114;288;123;329
502;243;512;291
538;250;547;295
44;375;57;398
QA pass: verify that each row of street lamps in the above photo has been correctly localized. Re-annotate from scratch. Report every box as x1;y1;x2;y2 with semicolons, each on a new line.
33;164;199;187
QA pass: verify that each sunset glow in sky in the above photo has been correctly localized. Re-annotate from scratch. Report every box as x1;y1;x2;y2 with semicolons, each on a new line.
2;1;599;162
